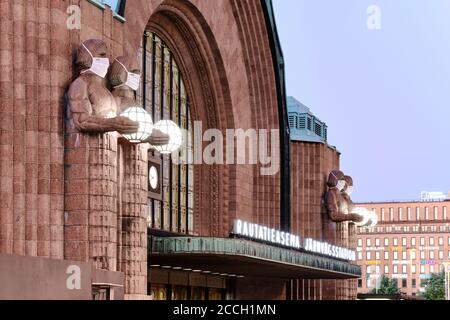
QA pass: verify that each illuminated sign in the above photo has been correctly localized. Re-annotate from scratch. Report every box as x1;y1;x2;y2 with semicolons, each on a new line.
232;220;356;261
232;219;301;250
390;246;404;251
391;260;411;265
303;238;356;261
420;260;436;265
419;274;432;279
366;261;382;265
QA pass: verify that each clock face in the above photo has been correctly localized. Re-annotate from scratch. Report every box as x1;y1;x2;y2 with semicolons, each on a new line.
149;166;159;190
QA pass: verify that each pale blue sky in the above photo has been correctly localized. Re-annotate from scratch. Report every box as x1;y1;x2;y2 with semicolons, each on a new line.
273;0;450;202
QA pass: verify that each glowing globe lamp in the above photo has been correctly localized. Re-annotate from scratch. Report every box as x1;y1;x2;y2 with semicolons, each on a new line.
153;120;182;155
120;107;153;143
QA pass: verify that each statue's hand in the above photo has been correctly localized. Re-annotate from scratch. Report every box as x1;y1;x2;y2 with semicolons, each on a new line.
109;116;139;134
349;213;364;223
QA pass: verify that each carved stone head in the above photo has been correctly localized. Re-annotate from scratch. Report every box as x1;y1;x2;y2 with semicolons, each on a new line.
76;39;109;71
109;56;141;88
327;170;344;188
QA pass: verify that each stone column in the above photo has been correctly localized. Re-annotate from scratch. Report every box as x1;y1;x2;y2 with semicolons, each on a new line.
117;143;149;298
64;126;119;271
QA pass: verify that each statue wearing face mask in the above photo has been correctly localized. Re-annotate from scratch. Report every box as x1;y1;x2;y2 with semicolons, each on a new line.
67;39;139;134
325;170;363;223
340;175;355;215
109;56;170;146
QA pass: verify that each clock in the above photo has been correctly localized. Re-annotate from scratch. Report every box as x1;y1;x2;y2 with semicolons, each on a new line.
148;154;162;200
149;165;159;190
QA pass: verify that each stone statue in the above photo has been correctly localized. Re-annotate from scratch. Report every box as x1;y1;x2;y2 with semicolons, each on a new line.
340;175;355;215
325;170;362;223
67;39;139;134
109;55;170;146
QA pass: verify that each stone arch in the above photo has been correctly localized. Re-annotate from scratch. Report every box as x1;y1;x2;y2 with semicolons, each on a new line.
126;0;236;236
122;0;283;235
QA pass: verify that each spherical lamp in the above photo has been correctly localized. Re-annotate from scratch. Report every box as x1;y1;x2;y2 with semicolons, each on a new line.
352;207;371;227
153;120;182;154
120;107;153;143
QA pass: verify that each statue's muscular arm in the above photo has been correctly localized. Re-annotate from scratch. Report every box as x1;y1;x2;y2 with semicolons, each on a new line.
68;78;138;134
326;191;362;223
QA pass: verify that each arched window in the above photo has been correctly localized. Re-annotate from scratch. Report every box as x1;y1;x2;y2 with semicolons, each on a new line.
138;32;194;235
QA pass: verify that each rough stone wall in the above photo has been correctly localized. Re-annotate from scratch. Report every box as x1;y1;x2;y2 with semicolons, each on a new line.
290;141;357;300
0;0;68;259
1;0;284;298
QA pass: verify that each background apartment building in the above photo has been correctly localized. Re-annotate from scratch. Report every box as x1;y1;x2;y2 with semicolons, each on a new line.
356;196;450;296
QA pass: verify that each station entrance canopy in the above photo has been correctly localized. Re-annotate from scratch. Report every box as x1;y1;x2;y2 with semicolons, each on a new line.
148;237;361;279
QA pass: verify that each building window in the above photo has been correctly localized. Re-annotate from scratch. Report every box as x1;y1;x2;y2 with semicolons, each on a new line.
358;238;362;247
402;252;407;260
412;279;416;288
393;252;398;260
384;251;389;260
420;237;425;246
366;238;371;246
366;251;371;260
420;265;425;273
439;237;444;246
429;238;435;246
433;207;438;220
411;250;416;260
402;279;407;288
444;207;447;220
439;251;444;259
366;266;371;274
384;238;389;246
425;207;429;220
430;251;434;259
358;279;362;288
393;238;398;246
416;207;420;221
101;0;126;16
376;252;380;260
399;208;403;221
141;32;194;235
381;208;385;221
411;237;416;246
407;207;411;221
375;238;380;247
411;265;416;274
420;251;425;259
389;208;394;221
430;265;435;273
402;238;407;246
384;265;389;274
358;252;363;260
402;265;407;274
393;265;398;274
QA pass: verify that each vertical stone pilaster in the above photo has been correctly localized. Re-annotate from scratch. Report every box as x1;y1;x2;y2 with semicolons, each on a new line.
118;143;148;297
0;0;14;255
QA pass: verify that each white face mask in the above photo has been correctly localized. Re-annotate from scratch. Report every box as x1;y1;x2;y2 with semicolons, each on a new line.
346;186;353;196
81;43;110;78
115;59;141;91
336;180;346;191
